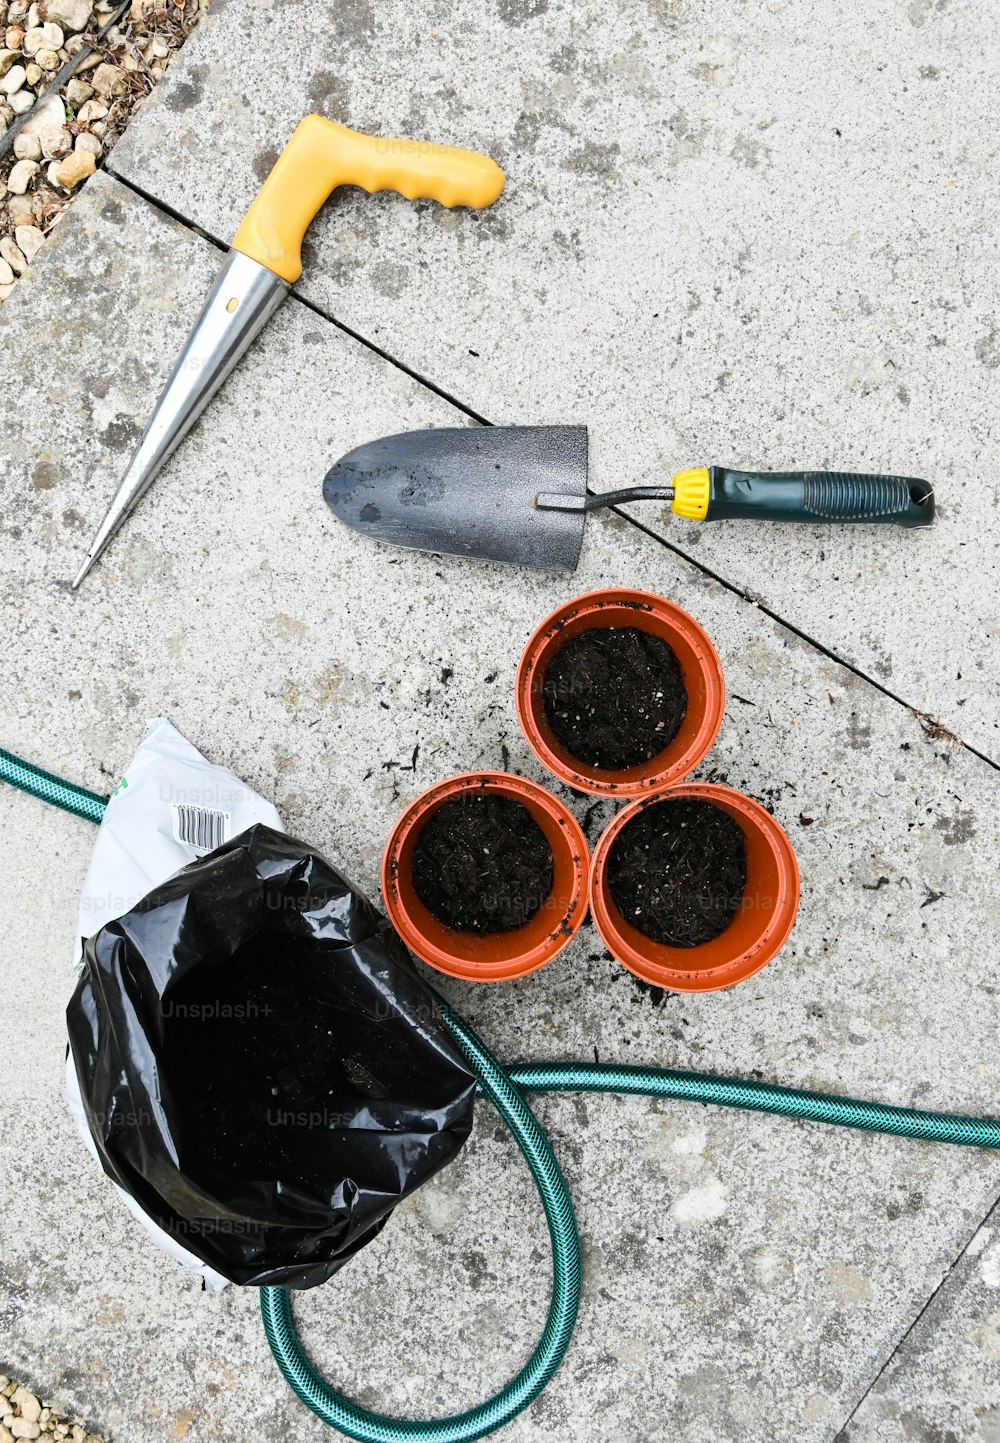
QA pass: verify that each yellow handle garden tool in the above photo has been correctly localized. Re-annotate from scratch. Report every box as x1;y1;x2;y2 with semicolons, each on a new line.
72;117;505;588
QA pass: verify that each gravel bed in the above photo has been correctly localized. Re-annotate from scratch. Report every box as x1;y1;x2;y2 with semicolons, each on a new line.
0;0;205;301
0;1375;105;1443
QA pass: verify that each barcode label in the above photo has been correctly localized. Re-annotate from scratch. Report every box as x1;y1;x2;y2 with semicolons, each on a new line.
171;803;230;855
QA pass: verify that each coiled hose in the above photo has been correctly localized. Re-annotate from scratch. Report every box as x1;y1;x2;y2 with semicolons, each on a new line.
4;746;999;1443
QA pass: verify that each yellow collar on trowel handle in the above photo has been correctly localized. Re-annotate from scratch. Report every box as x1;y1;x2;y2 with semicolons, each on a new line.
71;117;506;589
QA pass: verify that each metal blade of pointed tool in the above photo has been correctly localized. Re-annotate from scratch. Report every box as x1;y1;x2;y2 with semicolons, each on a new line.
73;250;289;587
323;425;589;572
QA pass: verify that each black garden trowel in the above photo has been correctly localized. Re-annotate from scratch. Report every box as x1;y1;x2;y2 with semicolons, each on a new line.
323;426;933;574
324;426;592;572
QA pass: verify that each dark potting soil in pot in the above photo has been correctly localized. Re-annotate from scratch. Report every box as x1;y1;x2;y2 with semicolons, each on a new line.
161;935;394;1174
411;793;555;934
542;626;687;770
607;797;748;947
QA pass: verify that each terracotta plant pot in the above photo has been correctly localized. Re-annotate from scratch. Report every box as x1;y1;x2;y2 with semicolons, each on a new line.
382;771;589;983
515;588;725;797
590;782;799;992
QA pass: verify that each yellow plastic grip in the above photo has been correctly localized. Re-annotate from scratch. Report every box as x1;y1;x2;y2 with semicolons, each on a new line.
231;115;506;284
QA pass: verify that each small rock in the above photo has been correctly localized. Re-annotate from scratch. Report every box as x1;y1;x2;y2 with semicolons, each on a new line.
53;145;93;186
33;44;57;66
74;128;99;155
0;235;27;272
7;192;34;224
75;97;105;122
22;19;60;51
4;25;22;46
5;155;38;190
38;122;69;156
64;74;91;106
23;57;39;80
0;257;14;285
17;87;59;134
10;1422;41;1442
89;60;123;96
13;128;40;157
0;1423;13;1443
25;0;38;22
43;0;91;29
10;1394;39;1426
8;87;33;111
1;59;25;90
14;223;43;259
0;46;19;75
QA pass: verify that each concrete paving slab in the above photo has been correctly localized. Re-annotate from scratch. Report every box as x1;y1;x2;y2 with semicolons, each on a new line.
107;0;1000;760
843;1200;1000;1443
2;171;1000;1443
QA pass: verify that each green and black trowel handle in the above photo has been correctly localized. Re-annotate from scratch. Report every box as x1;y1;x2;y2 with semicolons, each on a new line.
538;465;935;527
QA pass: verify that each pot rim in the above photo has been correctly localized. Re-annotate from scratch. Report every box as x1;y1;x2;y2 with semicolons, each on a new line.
514;587;725;797
590;781;799;992
382;770;590;982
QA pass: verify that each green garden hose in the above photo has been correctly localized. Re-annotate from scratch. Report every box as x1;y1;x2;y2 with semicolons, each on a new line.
507;1063;1000;1149
0;746;108;824
3;746;999;1443
262;992;581;1443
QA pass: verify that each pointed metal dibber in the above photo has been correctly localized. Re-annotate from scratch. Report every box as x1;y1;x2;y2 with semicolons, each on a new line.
72;250;289;588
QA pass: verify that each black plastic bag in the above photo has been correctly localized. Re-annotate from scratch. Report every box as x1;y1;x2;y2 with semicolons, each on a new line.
67;824;475;1288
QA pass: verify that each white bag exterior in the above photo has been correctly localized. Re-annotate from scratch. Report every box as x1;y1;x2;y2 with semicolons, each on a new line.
67;717;284;1289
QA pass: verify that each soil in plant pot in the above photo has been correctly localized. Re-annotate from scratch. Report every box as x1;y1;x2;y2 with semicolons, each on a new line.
542;626;687;770
161;933;397;1174
411;793;555;934
607;797;748;947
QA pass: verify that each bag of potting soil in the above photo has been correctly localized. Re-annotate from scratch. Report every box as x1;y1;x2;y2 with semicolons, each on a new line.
67;719;475;1289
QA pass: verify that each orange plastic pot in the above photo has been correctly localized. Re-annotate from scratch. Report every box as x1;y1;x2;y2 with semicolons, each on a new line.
590;782;799;993
382;771;589;983
515;588;725;797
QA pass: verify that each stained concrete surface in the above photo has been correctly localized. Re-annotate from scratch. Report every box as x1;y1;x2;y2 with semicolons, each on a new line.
108;0;1000;761
1;171;999;1441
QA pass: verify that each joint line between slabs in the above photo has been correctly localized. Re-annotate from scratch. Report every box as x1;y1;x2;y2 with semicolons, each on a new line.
106;166;491;424
831;1187;1000;1442
609;502;1000;777
105;168;1000;776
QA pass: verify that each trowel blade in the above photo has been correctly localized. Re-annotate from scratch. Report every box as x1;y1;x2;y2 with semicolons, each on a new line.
323;425;588;573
